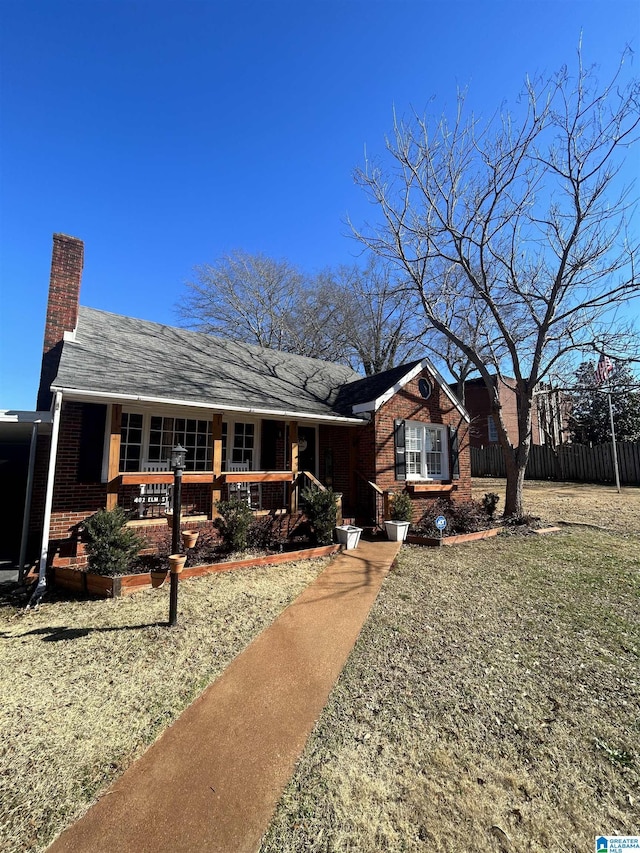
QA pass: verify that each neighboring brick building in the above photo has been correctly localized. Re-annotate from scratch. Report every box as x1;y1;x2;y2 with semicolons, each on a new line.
32;234;472;570
459;376;568;448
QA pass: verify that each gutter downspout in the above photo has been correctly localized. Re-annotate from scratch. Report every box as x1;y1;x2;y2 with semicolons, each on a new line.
18;419;41;585
28;392;62;608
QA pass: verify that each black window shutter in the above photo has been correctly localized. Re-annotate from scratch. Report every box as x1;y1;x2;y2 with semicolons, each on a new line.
449;426;460;480
394;419;406;480
78;404;107;483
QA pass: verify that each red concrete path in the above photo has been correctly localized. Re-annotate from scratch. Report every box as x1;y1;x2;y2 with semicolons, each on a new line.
47;538;401;853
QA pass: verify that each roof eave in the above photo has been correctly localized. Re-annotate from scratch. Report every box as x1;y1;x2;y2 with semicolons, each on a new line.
52;386;367;425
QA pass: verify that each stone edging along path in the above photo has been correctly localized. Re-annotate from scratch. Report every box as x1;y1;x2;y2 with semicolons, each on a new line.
52;544;342;598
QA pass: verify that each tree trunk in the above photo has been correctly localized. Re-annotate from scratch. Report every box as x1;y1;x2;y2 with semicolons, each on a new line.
502;394;533;517
503;449;526;517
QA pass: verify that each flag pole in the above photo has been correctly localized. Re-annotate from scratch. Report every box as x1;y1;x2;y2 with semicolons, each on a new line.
607;391;621;494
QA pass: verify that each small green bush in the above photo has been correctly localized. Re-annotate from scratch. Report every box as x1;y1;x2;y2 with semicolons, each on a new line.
82;507;144;576
302;487;337;546
390;490;414;522
213;497;254;552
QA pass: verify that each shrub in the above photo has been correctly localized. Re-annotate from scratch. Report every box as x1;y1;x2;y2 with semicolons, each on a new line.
390;490;414;522
482;492;500;521
247;515;287;551
416;498;494;536
213;497;254;552
82;507;144;576
302;487;337;546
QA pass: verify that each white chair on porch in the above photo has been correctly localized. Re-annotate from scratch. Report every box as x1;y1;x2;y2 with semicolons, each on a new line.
226;461;252;506
136;460;171;518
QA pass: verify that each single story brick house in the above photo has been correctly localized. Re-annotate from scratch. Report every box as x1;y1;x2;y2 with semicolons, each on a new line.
31;234;471;572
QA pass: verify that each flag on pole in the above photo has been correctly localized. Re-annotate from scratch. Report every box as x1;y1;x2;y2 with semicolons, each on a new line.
595;353;614;385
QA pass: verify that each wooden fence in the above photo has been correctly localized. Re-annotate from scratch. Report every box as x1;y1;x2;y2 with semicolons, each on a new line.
471;441;640;485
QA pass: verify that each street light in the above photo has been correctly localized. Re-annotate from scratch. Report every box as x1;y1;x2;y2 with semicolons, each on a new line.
168;443;186;626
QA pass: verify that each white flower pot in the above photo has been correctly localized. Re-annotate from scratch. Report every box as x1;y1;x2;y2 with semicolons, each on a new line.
384;520;410;542
334;525;363;550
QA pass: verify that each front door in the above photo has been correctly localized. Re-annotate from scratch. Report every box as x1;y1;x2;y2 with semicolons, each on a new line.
298;426;316;475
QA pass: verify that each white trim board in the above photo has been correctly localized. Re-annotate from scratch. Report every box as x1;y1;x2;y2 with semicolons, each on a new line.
351;358;470;422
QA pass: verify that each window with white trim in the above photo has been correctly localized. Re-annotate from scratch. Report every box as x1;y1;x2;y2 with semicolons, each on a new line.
120;413;143;472
147;416;213;471
405;422;448;480
232;422;255;465
118;412;259;473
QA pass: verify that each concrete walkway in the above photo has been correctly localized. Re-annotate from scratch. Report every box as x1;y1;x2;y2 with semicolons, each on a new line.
47;538;401;853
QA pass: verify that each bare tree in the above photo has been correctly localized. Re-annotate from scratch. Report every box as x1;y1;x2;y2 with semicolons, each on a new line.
179;251;306;351
179;251;420;375
352;47;640;515
323;258;420;374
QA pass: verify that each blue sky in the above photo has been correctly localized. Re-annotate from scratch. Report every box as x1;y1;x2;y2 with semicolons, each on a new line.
1;0;638;410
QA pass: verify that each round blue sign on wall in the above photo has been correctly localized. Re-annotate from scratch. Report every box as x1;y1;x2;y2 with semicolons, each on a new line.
435;515;447;530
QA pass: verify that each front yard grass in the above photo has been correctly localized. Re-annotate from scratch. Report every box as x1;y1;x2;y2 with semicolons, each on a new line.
2;479;639;853
261;527;639;852
0;557;329;853
472;476;640;533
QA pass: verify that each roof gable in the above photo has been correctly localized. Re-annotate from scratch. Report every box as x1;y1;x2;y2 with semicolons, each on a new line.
338;358;470;422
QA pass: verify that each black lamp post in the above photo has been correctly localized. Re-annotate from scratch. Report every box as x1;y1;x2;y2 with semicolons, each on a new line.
168;443;186;626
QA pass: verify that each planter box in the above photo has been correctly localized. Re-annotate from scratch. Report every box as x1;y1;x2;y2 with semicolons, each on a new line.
384;520;410;542
407;527;504;547
334;525;362;550
52;544;341;599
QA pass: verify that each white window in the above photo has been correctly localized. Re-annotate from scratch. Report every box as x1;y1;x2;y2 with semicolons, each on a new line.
231;421;255;466
118;411;259;473
487;416;498;443
148;416;213;471
120;413;143;472
405;422;448;480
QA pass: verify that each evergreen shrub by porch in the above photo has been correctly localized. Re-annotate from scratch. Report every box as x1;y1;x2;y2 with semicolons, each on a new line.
390;490;414;522
214;497;254;552
83;507;144;576
302;487;338;546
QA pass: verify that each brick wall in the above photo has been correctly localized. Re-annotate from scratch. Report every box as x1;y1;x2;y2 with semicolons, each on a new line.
374;368;472;521
37;234;84;410
464;377;543;448
49;402;107;540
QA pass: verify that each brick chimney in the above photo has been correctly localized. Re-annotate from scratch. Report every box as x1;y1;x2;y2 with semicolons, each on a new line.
37;233;84;410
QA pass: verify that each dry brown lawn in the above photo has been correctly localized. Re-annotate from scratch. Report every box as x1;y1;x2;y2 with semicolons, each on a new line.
262;527;639;852
0;557;329;853
2;480;639;853
473;477;640;534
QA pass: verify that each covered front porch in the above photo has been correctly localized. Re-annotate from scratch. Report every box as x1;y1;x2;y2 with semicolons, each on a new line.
104;404;353;523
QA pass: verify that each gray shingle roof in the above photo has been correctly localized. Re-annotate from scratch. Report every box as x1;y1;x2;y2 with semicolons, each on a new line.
52;307;367;420
333;359;423;413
